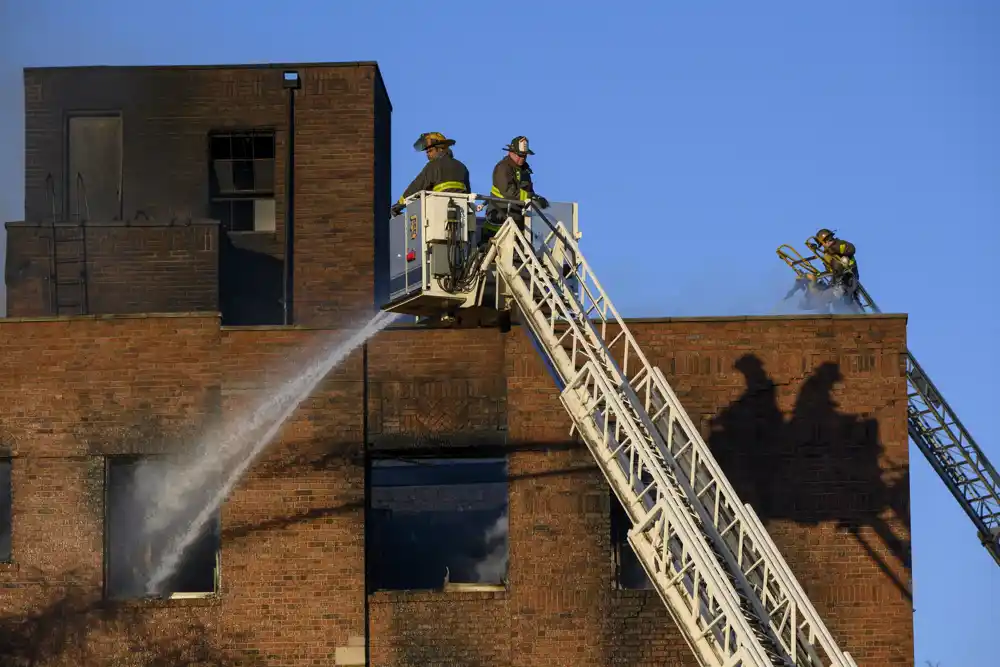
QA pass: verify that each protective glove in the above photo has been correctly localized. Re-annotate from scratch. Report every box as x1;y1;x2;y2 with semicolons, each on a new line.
390;202;405;217
532;195;550;209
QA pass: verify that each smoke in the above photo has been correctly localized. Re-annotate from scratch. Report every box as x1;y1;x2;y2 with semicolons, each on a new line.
473;509;509;584
651;260;871;318
655;263;797;318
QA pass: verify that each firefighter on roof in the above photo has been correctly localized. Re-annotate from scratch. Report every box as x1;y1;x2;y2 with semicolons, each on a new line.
483;136;550;243
815;228;860;307
390;132;471;217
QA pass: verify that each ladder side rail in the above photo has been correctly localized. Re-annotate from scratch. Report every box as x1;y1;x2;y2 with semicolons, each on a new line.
496;223;779;667
905;353;1000;564
77;172;90;314
525;221;854;666
45;173;60;315
645;366;851;665
568;362;769;667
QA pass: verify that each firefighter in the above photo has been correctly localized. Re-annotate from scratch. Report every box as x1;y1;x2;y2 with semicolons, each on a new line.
390;132;471;216
815;228;860;308
483;136;550;244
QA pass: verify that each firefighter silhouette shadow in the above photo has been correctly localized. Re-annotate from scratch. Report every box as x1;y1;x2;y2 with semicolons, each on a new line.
709;355;912;601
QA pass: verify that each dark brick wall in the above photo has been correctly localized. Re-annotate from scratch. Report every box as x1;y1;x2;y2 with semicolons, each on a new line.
0;313;913;666
5;221;218;317
372;76;393;311
16;63;391;325
0;313;224;666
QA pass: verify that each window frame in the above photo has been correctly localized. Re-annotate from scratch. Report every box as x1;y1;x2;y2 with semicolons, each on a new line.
367;454;510;593
103;455;221;601
207;128;277;233
610;490;655;591
0;456;11;564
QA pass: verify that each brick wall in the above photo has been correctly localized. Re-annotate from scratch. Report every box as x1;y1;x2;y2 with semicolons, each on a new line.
500;315;912;666
0;313;224;665
18;63;392;325
622;315;912;665
5;221;218;317
0;313;913;666
218;326;367;665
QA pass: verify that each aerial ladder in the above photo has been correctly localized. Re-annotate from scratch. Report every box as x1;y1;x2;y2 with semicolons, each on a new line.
777;239;1000;567
381;192;858;667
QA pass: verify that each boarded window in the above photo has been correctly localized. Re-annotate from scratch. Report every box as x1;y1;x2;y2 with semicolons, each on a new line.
209;130;276;232
369;457;509;591
67;115;123;221
105;457;220;599
611;491;654;590
0;458;10;562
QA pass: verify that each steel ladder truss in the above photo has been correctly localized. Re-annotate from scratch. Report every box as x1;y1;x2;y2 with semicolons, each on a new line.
777;241;1000;566
482;215;856;667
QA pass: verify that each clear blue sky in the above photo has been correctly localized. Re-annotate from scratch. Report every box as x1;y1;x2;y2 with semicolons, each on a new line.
1;1;997;663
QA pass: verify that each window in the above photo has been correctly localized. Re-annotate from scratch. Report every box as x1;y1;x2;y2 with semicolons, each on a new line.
369;457;509;591
611;492;654;590
0;458;10;562
105;457;220;600
209;130;276;232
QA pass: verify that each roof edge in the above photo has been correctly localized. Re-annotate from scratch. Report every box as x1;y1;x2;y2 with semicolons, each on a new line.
0;312;220;325
23;61;382;73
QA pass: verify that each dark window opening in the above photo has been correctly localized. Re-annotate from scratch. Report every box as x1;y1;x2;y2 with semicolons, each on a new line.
0;458;11;562
208;130;276;232
105;457;220;600
369;457;509;591
611;491;654;590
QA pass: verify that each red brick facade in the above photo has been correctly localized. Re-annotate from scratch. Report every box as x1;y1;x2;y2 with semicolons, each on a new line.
0;312;914;666
1;62;913;666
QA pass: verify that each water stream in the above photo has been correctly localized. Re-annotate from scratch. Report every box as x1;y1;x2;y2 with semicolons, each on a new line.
138;309;398;595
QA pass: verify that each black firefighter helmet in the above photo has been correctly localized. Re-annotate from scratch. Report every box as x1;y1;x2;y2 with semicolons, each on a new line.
503;135;534;157
413;132;456;152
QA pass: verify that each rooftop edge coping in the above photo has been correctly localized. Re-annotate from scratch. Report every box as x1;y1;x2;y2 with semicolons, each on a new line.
0;311;909;327
22;60;392;111
6;218;220;229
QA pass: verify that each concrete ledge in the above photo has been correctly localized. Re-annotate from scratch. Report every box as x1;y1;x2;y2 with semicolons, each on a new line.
334;645;365;666
379;312;909;331
3;311;908;328
26;61;381;73
619;313;909;324
5;218;219;229
0;311;220;324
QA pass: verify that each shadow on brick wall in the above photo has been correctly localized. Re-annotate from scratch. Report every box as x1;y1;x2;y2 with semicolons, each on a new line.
709;354;912;601
0;567;263;667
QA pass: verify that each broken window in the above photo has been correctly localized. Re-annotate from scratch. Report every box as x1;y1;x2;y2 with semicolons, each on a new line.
369;456;509;591
611;491;654;590
0;458;11;562
105;456;220;600
208;130;276;232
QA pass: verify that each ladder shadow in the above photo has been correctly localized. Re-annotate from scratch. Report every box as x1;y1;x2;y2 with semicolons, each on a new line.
708;355;913;603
